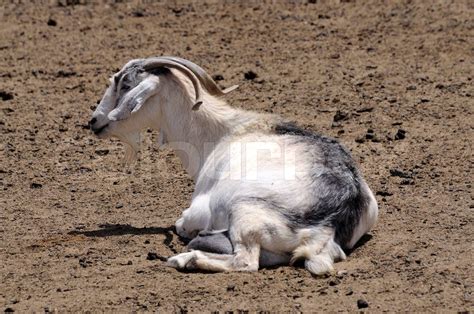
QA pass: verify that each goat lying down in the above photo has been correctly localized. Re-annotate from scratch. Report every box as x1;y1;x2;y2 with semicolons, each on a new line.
89;56;378;274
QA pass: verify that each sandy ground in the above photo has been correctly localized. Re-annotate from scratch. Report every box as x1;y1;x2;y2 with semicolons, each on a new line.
0;0;473;312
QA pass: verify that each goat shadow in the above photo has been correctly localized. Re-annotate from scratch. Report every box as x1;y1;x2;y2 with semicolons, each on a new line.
68;224;373;273
68;223;182;254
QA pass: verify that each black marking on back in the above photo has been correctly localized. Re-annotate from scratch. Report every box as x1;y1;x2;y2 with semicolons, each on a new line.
272;122;367;249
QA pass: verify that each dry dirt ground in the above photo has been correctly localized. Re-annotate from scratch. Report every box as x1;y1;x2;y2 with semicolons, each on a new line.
0;0;473;312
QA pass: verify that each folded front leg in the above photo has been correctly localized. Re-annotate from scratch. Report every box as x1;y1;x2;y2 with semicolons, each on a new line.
175;194;211;239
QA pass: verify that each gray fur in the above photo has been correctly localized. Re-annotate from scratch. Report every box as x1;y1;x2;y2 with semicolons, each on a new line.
272;122;366;249
187;230;233;254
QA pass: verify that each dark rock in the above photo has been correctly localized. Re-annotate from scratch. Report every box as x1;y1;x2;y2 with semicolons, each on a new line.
56;70;77;78
356;107;373;113
330;53;340;59
333;110;349;122
95;149;109;156
147;252;167;261
212;74;224;81
115;203;123;209
389;169;412;178
376;190;393;197
406;85;417;90
420;98;430;103
329;279;340;286
365;129;375;140
395;129;406;140
79;258;88;268
244;71;257;80
5;308;14;313
227;284;236;291
30;183;42;189
357;299;369;309
132;9;145;17
47;18;57;26
0;91;13;101
144;239;150;244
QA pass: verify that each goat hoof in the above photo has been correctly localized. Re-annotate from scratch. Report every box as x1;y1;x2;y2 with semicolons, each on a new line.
166;252;196;270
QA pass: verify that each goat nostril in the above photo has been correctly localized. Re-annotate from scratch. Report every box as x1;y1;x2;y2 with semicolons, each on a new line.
89;117;97;126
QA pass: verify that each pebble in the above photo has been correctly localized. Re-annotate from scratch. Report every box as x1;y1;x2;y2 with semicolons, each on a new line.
395;129;406;140
0;91;13;101
47;18;57;26
147;252;167;261
357;299;369;309
244;71;257;80
333;110;349;122
30;182;42;189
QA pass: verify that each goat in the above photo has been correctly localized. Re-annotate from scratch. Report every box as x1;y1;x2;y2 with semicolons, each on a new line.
89;56;378;274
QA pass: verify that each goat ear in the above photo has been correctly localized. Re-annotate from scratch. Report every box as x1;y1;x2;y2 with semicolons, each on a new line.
108;76;160;121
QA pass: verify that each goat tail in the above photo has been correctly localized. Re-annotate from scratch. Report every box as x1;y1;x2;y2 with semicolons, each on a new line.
291;227;346;275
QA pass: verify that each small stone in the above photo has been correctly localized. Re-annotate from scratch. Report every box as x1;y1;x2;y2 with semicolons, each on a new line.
227;284;236;291
212;74;224;81
5;308;15;313
30;182;42;189
389;169;412;178
144;239;150;244
406;85;417;90
147;252;158;260
132;9;145;17
146;252;167;261
244;71;257;80
0;91;13;101
115;203;123;209
330;53;340;59
357;299;369;309
328;279;340;286
333;110;349;122
376;190;393;197
95;149;109;156
395;129;406;140
365;129;375;140
47;18;57;26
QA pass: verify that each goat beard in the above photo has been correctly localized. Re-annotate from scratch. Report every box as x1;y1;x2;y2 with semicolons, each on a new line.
118;131;140;168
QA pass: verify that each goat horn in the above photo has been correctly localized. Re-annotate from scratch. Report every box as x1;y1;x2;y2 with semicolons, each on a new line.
159;56;239;98
142;57;204;109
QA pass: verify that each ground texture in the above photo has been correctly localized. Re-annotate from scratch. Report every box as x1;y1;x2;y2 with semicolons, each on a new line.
0;0;473;312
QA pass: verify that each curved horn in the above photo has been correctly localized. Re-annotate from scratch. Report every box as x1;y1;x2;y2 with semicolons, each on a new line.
142;57;204;109
160;56;239;97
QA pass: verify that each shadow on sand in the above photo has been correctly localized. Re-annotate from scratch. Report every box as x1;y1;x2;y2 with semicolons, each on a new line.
68;223;180;253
